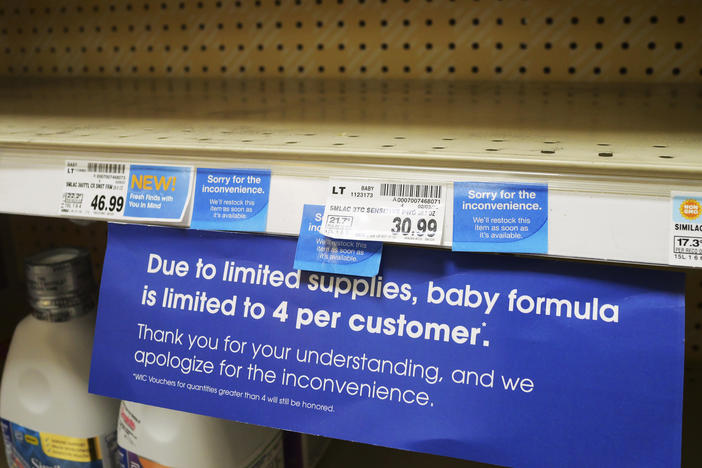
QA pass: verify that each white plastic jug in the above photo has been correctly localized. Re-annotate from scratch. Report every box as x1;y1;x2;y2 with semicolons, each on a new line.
0;247;120;468
118;401;284;468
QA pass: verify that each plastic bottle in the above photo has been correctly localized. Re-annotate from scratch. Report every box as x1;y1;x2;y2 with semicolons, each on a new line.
0;247;120;468
118;401;284;468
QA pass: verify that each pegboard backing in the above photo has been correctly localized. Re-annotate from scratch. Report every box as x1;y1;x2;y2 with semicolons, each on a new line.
2;215;107;284
1;0;701;82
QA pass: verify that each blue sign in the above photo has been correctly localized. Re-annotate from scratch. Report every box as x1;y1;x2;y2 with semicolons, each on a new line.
191;168;271;232
294;205;382;277
453;182;548;253
124;165;192;220
91;224;684;468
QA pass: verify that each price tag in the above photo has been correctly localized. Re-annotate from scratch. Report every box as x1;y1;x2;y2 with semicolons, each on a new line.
59;160;193;222
320;178;446;245
670;191;702;267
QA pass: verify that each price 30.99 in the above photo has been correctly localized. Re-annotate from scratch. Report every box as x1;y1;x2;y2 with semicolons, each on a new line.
391;217;437;237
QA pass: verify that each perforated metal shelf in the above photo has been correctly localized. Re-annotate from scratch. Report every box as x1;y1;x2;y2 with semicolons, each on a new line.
1;77;702;175
0;77;700;267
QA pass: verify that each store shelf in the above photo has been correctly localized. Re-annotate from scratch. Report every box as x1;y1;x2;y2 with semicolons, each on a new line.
0;2;699;467
1;78;700;266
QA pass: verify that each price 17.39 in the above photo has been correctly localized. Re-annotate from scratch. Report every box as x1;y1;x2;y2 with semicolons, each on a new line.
90;195;124;213
675;236;702;249
391;217;437;237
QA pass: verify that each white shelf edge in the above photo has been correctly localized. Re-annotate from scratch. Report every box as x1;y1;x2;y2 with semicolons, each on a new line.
1;147;695;267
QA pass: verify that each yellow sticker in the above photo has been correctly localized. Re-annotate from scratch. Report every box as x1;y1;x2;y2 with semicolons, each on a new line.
23;434;39;445
39;433;101;463
680;199;702;220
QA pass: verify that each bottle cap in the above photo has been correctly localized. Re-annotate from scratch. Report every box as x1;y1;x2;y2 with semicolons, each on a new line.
25;248;97;321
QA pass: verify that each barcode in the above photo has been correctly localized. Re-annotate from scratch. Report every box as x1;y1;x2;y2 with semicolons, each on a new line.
379;183;442;199
87;162;126;174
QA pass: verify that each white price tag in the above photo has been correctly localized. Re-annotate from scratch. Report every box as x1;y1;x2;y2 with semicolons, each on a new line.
320;178;446;245
670;191;702;267
59;160;193;222
59;161;128;218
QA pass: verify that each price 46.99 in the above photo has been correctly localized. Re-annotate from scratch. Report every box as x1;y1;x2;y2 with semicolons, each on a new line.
90;195;124;212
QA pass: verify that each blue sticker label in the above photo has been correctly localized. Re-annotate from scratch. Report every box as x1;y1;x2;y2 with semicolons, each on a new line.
1;418;115;468
452;182;548;253
191;168;271;232
90;224;683;468
124;165;193;220
294;205;382;277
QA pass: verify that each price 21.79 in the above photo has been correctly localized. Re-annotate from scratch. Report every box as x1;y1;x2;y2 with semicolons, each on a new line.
391;217;437;237
90;195;124;213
